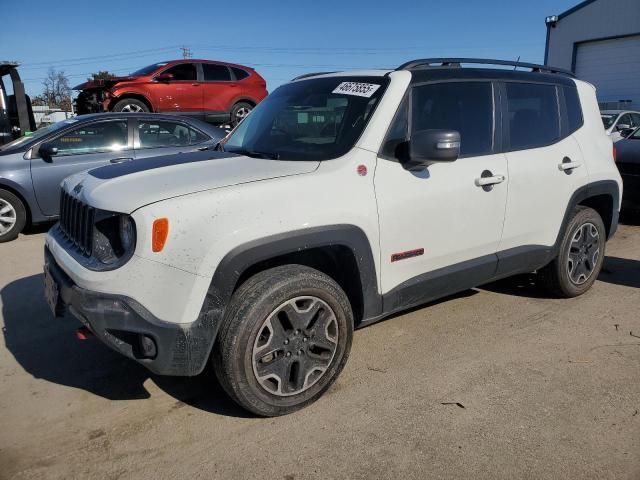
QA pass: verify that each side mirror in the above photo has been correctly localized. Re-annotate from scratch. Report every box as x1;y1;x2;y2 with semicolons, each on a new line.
405;129;460;169
39;142;58;161
155;73;174;82
616;123;631;131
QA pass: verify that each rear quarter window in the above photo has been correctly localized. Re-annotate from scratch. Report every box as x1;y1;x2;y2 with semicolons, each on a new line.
561;85;583;136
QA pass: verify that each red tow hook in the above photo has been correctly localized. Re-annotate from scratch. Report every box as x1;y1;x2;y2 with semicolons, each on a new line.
75;326;94;340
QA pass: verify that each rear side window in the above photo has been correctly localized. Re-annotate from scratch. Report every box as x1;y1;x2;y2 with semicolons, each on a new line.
203;64;231;82
138;120;209;148
412;82;494;157
506;82;560;150
231;67;250;80
561;86;583;135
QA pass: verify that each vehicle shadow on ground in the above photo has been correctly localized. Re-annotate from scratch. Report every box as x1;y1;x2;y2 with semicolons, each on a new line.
21;221;56;236
482;255;640;297
1;273;251;418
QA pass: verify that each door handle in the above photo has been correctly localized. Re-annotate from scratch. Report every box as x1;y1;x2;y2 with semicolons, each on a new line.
110;157;133;164
475;174;506;187
191;83;201;86
558;160;582;171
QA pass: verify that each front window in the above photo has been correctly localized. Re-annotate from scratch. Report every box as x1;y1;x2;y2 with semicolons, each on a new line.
223;76;388;161
47;120;128;156
130;62;168;76
162;63;197;81
601;114;616;129
0;118;78;151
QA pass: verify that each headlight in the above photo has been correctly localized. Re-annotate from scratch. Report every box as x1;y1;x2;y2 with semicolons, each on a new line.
92;213;137;267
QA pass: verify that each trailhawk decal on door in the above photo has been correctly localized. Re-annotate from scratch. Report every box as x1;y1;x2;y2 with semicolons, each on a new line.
391;248;425;262
332;82;381;98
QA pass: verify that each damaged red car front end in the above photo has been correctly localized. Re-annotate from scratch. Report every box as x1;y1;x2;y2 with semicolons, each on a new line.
73;76;138;114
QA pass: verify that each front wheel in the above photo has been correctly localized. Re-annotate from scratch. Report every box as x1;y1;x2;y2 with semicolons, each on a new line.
213;265;353;416
111;98;150;113
0;189;27;243
539;206;606;297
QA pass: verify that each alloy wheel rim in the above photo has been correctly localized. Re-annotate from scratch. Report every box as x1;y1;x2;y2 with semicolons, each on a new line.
120;104;143;113
252;296;339;396
567;222;600;285
235;106;251;121
0;199;17;235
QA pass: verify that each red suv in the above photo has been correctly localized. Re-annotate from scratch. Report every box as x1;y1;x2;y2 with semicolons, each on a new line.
74;60;268;125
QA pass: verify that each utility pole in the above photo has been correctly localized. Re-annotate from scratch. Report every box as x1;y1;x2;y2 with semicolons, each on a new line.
180;46;192;59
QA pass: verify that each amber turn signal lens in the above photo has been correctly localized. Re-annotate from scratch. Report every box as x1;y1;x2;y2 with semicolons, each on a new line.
152;218;169;252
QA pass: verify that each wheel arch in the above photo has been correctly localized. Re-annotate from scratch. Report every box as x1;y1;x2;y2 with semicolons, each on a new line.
109;92;154;112
0;180;34;225
208;225;381;326
557;180;620;245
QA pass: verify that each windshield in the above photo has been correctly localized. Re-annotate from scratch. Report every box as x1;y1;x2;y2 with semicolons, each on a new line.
130;62;168;76
601;114;617;129
0;118;78;151
224;76;389;161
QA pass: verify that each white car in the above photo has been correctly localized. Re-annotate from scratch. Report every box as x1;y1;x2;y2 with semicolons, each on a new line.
44;58;622;416
601;109;640;142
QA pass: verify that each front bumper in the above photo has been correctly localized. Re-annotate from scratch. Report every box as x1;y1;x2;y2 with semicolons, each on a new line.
45;247;217;376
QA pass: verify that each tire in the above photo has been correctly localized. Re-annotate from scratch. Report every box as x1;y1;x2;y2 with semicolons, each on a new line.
539;206;606;298
0;189;27;243
111;98;150;113
230;102;253;126
213;265;353;416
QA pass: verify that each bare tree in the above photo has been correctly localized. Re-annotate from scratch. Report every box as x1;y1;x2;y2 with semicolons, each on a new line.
42;67;72;110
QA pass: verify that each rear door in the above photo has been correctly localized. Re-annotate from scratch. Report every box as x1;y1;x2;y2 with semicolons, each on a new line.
200;63;236;114
498;82;588;255
133;118;212;160
30;119;131;216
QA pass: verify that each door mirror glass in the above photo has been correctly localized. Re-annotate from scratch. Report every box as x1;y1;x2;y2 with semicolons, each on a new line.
39;142;58;160
155;73;174;82
405;129;460;169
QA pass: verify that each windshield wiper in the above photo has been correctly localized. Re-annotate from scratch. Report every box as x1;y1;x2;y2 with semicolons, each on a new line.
231;148;280;160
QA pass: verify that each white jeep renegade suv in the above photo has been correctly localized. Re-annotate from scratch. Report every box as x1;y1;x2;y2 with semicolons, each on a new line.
44;59;622;416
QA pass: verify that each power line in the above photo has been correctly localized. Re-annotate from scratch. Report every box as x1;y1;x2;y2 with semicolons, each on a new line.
19;46;181;69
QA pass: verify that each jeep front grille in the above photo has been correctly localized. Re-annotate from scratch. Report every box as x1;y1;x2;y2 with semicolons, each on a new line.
59;189;95;256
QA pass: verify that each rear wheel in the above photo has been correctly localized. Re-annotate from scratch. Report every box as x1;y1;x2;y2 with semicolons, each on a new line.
213;265;353;416
111;98;150;113
230;101;253;126
539;206;606;297
0;189;27;243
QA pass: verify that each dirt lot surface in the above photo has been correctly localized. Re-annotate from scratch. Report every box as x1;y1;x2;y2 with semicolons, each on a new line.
1;222;639;480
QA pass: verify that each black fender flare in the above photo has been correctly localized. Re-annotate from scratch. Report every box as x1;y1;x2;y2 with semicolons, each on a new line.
206;224;382;324
555;179;620;247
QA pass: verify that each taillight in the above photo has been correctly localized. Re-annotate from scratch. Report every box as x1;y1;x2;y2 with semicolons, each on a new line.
613;144;617;162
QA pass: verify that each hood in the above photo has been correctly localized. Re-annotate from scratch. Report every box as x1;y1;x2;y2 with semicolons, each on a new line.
73;76;138;90
61;150;319;213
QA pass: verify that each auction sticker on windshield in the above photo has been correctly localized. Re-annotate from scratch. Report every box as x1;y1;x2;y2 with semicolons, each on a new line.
332;82;381;98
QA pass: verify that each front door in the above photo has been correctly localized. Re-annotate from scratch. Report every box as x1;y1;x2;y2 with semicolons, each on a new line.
30;119;131;216
374;81;508;307
151;62;203;113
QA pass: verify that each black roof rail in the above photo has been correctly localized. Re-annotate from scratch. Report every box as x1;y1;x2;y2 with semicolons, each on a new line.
396;58;575;77
292;71;338;81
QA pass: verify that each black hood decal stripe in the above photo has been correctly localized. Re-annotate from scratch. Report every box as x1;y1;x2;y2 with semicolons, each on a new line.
89;151;240;180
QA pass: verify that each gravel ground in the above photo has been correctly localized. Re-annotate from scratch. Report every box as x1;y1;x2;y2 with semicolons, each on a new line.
1;222;639;480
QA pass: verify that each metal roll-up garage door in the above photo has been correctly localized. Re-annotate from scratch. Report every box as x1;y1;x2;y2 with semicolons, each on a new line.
575;34;640;108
